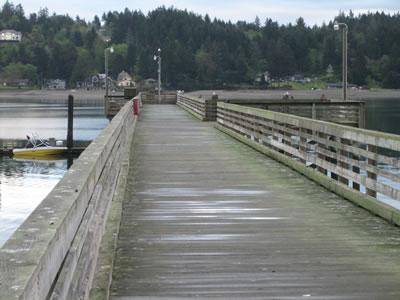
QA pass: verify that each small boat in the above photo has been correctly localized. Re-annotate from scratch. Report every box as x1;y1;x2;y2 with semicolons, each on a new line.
13;134;67;158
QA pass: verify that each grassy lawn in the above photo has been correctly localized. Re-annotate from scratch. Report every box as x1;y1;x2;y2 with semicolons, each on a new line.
270;80;327;90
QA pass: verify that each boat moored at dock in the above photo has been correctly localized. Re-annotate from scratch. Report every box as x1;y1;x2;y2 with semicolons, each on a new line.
12;134;67;158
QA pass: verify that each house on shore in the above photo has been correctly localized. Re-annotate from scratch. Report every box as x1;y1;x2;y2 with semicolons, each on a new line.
1;79;30;88
0;29;22;42
46;79;66;90
117;71;135;87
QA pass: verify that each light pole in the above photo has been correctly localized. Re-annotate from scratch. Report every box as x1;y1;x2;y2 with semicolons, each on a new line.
153;48;161;103
334;22;348;101
104;46;114;100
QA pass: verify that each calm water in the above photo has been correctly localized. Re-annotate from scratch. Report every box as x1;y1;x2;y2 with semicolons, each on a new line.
0;157;67;246
365;98;400;134
0;103;108;140
0;102;108;247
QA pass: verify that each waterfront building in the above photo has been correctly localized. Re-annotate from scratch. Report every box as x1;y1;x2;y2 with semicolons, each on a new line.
0;29;22;42
46;79;66;90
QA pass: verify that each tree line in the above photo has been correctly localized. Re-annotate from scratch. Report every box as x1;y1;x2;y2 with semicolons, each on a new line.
0;1;399;89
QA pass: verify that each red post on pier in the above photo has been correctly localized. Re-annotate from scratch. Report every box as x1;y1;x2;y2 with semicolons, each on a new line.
133;96;139;115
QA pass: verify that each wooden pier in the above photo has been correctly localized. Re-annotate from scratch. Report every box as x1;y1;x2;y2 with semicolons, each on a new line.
105;105;400;299
2;100;400;299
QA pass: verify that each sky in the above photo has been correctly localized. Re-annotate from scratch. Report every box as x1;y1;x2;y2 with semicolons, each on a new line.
10;0;400;25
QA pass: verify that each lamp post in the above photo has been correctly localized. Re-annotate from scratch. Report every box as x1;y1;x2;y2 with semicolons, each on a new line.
334;22;348;101
104;46;114;100
153;48;161;103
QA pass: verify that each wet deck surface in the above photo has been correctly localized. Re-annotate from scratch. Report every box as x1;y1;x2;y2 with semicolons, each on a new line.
111;105;400;299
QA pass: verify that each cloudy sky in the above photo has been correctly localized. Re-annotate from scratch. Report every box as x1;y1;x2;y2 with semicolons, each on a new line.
12;0;400;25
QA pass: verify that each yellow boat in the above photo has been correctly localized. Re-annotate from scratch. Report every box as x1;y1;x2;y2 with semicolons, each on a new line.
13;146;67;157
12;134;67;158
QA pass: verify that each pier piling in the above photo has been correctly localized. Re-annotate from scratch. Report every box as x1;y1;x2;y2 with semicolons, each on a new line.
67;95;74;150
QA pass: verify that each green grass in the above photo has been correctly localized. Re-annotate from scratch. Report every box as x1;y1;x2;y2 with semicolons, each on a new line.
270;80;327;90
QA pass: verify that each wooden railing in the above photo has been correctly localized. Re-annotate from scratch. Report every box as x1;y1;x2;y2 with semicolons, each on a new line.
104;88;136;119
178;96;365;127
105;91;177;119
0;101;137;300
216;102;400;225
177;94;217;121
105;94;127;119
140;91;177;104
225;99;365;128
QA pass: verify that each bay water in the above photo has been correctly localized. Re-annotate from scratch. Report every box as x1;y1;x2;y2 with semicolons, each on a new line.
0;101;108;246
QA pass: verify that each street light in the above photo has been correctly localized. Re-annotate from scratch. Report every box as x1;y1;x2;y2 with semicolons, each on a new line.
153;48;161;103
104;46;114;100
334;22;348;101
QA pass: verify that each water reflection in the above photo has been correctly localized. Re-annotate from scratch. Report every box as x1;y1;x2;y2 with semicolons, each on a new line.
0;101;107;247
0;156;67;247
0;103;108;140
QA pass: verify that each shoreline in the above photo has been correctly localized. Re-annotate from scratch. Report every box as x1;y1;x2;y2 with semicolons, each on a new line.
0;89;114;105
0;88;399;104
188;88;400;101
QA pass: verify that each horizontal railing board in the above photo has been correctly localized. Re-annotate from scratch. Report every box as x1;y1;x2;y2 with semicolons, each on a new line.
177;94;216;121
216;110;388;173
178;94;207;104
217;108;386;186
216;102;400;224
225;99;363;104
216;122;400;226
226;99;364;127
218;102;400;151
177;101;205;121
140;91;177;104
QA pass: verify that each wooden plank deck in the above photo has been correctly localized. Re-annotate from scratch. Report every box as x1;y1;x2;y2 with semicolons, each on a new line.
110;105;400;299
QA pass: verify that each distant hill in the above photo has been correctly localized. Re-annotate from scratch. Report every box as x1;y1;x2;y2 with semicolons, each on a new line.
0;2;399;89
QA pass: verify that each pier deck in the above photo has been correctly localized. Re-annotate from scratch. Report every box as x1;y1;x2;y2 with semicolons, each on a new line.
110;105;400;299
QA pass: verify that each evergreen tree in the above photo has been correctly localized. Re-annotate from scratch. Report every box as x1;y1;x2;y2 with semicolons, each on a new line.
0;3;400;88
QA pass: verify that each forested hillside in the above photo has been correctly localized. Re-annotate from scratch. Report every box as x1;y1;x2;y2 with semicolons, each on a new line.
0;1;399;89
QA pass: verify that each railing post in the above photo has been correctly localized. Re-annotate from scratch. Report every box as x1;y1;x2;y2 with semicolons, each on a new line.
283;124;293;157
329;136;338;181
352;149;361;191
317;132;327;175
208;94;218;121
338;138;350;185
299;127;307;164
359;102;366;128
312;103;316;119
366;144;377;198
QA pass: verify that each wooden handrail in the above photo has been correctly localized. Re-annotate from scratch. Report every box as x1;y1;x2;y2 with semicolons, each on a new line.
216;102;400;221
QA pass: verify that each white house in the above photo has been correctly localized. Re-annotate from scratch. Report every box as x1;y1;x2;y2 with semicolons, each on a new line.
117;71;135;87
0;30;22;42
46;79;66;90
